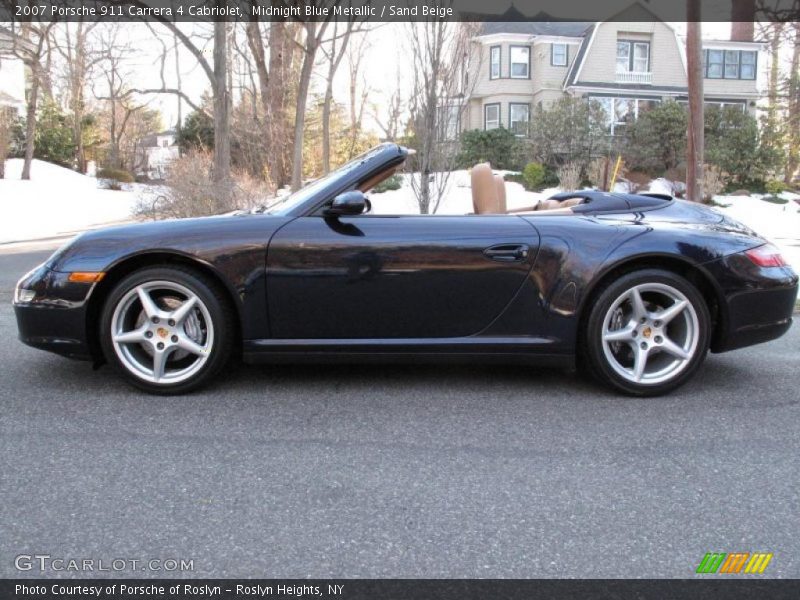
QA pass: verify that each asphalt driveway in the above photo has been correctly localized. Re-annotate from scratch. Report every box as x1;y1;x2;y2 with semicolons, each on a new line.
0;244;798;578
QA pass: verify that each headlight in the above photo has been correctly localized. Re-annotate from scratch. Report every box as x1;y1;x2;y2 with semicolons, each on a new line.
14;287;36;304
13;265;44;304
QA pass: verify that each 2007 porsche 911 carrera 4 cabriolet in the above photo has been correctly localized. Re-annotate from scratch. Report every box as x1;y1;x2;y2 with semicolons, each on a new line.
14;144;799;396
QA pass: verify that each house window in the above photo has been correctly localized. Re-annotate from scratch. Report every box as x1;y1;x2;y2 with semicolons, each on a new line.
740;51;756;79
551;43;568;66
489;46;501;79
484;103;500;130
705;49;724;78
438;105;460;141
705;49;756;80
592;96;659;135
509;103;530;136
724;50;740;79
704;100;747;112
509;45;530;78
616;41;650;73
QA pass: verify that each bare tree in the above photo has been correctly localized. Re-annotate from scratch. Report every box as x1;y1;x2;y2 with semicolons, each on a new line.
346;25;371;156
290;8;335;191
320;20;355;173
407;19;477;214
8;22;54;180
786;23;800;182
0;109;10;179
93;24;146;170
118;9;232;187
55;20;103;172
245;15;298;188
373;66;404;142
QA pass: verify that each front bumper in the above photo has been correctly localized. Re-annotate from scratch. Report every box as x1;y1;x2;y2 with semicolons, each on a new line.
706;252;798;353
14;265;95;360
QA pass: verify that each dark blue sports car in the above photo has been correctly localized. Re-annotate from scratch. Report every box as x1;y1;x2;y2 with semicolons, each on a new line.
14;144;798;395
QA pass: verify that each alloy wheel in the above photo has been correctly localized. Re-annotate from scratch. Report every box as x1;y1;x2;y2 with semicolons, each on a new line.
600;283;700;385
110;280;214;384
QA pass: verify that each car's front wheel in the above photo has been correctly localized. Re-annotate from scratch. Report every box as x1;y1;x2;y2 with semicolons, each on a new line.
99;266;234;394
584;269;710;396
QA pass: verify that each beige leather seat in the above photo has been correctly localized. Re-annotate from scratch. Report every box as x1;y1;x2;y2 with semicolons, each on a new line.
493;174;507;213
471;163;503;214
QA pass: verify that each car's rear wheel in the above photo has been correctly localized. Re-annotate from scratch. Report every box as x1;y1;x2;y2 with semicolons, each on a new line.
584;269;710;396
99;266;234;394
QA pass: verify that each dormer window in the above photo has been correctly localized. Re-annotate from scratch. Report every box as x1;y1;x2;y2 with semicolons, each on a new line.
616;40;650;73
510;45;530;78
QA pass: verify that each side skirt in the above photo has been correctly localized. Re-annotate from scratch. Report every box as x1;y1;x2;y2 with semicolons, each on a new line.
242;337;574;367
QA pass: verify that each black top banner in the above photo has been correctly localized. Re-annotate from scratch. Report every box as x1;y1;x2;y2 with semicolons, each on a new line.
1;0;798;23
3;579;800;600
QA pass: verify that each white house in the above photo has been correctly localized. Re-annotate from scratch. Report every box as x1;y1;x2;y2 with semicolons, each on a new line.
0;26;29;116
135;129;180;180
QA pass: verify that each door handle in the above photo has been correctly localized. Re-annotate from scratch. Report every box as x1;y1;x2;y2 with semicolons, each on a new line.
483;244;530;262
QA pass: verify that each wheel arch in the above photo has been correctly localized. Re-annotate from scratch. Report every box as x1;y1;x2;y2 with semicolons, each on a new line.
576;253;727;351
85;251;243;362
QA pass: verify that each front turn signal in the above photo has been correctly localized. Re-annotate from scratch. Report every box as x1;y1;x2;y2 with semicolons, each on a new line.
68;272;106;283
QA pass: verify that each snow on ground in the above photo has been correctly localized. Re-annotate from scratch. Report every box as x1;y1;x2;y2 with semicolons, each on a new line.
710;192;800;272
0;159;150;244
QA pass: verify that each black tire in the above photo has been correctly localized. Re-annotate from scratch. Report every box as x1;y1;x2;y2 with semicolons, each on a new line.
99;266;235;395
582;268;710;396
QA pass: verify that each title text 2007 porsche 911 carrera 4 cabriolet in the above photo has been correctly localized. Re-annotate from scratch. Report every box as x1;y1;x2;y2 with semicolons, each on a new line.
14;144;799;395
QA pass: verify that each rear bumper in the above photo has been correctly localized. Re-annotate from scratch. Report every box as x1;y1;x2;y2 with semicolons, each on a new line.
706;253;798;353
14;266;94;361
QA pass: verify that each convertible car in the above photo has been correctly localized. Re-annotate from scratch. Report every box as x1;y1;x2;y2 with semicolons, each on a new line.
14;144;798;395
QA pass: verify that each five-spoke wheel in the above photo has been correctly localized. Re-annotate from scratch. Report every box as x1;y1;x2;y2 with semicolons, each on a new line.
100;267;234;394
584;269;710;396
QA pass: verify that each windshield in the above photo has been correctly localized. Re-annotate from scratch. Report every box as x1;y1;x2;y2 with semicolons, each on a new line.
263;146;390;216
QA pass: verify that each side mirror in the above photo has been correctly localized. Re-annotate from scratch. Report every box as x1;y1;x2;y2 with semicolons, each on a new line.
324;191;367;216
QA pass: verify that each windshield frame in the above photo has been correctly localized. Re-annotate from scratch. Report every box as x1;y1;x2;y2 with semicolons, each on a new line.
265;144;408;217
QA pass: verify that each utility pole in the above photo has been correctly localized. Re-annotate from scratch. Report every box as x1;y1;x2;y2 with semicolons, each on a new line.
686;1;704;202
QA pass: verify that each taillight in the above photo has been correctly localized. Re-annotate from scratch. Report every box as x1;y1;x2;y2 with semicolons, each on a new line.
744;244;787;268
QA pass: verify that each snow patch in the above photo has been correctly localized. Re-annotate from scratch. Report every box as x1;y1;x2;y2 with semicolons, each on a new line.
0;159;141;244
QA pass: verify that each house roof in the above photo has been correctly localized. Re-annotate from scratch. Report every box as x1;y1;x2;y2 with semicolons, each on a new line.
479;20;593;38
565;24;596;87
138;130;177;148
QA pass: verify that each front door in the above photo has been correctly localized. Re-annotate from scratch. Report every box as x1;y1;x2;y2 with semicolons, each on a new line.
265;214;539;339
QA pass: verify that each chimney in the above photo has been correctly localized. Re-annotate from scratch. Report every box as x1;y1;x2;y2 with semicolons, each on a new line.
731;22;755;42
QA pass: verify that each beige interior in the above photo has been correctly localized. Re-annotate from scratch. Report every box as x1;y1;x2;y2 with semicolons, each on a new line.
470;163;581;215
493;174;507;213
471;163;502;214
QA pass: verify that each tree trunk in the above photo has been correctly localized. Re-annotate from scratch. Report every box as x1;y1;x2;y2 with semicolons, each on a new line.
267;21;292;188
291;24;320;191
686;14;704;202
22;69;40;180
786;24;800;183
213;21;231;187
322;82;333;174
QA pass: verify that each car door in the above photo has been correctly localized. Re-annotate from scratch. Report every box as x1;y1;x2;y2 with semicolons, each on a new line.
265;214;540;339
